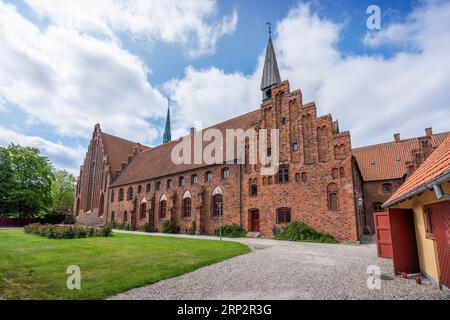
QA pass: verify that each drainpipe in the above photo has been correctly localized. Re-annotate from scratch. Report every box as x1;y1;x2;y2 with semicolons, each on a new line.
433;184;450;200
239;164;243;228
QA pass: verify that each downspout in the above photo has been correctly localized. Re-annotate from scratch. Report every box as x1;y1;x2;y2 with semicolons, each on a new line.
239;164;243;228
433;184;450;200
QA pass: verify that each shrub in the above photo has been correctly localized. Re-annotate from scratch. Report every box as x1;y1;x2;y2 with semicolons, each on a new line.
162;220;179;234
23;223;112;239
215;224;247;238
43;211;67;225
138;223;152;233
187;221;196;235
274;221;338;243
109;222;130;230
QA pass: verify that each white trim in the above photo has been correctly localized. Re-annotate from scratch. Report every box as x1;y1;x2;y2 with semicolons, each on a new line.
141;197;147;204
212;186;223;196
160;194;167;202
183;191;192;199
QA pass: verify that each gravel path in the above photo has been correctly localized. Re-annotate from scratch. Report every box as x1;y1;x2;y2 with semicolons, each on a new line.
110;231;449;300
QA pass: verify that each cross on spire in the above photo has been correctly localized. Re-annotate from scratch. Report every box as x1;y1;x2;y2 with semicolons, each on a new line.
266;20;272;36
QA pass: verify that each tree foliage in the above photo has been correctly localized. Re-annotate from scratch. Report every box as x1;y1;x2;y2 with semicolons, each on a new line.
51;168;76;210
0;144;53;217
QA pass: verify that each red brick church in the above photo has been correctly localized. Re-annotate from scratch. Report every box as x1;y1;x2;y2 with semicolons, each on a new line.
74;35;449;242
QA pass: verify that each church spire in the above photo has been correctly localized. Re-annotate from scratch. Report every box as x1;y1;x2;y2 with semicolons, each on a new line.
261;21;281;100
163;98;172;144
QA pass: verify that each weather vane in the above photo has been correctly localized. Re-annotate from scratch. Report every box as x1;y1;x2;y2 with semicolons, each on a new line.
266;20;272;36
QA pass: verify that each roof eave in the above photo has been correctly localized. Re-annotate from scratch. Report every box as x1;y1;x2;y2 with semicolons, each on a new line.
382;170;450;208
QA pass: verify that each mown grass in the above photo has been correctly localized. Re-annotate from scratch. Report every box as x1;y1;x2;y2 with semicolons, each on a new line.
0;229;249;300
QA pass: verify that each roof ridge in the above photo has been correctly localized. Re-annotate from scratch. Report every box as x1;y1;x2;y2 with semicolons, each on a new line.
101;131;149;148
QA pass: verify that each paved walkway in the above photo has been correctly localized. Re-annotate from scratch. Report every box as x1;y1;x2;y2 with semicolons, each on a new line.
110;230;449;300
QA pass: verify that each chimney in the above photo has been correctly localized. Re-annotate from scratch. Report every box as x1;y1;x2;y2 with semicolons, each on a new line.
425;127;433;137
190;127;196;135
394;133;401;143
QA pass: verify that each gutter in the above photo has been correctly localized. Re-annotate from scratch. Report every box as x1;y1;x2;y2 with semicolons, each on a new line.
382;170;450;208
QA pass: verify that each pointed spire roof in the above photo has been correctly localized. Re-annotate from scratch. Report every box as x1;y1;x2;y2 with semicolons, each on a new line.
163;99;172;144
260;34;281;91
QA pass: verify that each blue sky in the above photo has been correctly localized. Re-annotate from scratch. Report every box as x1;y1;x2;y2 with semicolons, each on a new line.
0;0;449;174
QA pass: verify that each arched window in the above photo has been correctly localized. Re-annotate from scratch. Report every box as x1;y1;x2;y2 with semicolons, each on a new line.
191;174;198;185
332;168;338;179
301;172;307;183
277;167;289;183
159;200;167;219
295;173;300;183
99;193;104;217
138;185;142;193
123;211;128;223
140;202;147;219
156;181;161;191
146;183;151;193
212;194;223;217
221;168;230;180
339;167;345;178
262;177;267;185
292;142;299;151
127;187;134;200
327;183;339;212
179;176;185;187
250;184;258;197
205;171;213;182
276;208;291;224
183;198;191;218
383;183;392;193
118;188;124;202
86;161;95;212
167;179;172;189
111;190;115;203
111;211;115;222
373;202;383;212
268;176;273;185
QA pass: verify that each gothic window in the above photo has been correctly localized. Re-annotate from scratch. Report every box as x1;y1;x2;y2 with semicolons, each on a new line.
127;187;134;200
111;211;115;222
327;183;339;212
339;167;345;178
292;142;299;151
268;176;273;185
276;208;291;224
332;168;339;180
262;177;267;185
179;176;185;187
75;198;80;217
86;161;96;212
111;190;115;203
212;194;223;217
98;193;104;217
373;203;383;212
156;181;161;191
166;179;172;189
221;168;230;180
183;198;191;218
159;200;167;219
267;148;272;157
146;183;151;193
301;172;307;183
295;173;300;183
383;183;393;193
250;184;258;197
140;202;147;219
118;188;124;202
123;211;128;223
191;174;198;185
205;171;213;182
277;167;289;184
138;185;142;193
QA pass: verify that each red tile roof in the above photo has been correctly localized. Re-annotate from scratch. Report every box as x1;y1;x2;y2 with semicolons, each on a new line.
110;110;261;187
352;132;450;181
384;134;450;207
101;132;150;174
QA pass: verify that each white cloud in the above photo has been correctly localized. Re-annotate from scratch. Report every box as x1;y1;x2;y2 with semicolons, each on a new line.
24;0;238;58
167;1;450;147
0;1;166;143
0;126;84;174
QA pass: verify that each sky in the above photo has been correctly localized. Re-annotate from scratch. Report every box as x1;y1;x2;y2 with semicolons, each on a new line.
1;0;450;174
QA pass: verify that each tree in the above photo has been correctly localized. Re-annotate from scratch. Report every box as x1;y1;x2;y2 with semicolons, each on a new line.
0;144;53;217
51;168;76;210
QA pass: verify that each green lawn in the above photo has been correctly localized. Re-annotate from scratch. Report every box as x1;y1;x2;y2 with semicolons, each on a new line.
0;229;249;300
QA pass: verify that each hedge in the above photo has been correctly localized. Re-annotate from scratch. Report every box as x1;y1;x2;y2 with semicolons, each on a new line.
24;223;112;239
274;221;338;243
